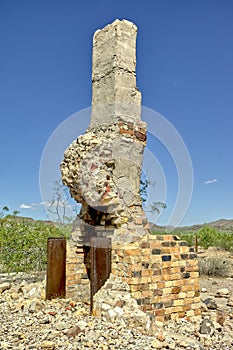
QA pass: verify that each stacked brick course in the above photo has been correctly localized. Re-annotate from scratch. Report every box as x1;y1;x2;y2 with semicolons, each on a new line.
66;239;90;303
111;234;200;321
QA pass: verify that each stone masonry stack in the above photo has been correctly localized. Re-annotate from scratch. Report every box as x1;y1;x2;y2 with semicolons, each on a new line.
60;19;201;322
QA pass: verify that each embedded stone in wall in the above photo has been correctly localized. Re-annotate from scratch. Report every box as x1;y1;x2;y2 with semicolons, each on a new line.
60;122;146;211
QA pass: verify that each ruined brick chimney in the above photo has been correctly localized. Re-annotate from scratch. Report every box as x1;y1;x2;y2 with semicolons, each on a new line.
61;20;201;322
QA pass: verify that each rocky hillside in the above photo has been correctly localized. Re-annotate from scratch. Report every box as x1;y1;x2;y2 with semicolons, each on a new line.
150;219;233;233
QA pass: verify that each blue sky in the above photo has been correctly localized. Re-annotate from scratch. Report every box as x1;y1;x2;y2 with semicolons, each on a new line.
1;0;233;226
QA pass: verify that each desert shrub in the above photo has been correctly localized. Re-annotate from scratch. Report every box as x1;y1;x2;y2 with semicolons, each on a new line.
0;216;71;273
216;232;233;252
198;256;230;277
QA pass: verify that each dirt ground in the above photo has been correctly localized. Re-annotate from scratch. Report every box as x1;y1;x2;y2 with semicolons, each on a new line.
198;247;233;302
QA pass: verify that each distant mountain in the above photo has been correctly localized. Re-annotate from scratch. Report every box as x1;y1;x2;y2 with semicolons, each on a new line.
3;215;54;225
203;219;233;232
3;215;233;233
150;219;233;233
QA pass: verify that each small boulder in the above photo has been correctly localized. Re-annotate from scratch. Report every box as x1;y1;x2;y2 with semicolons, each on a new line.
203;298;218;310
64;325;82;339
76;320;88;331
0;282;11;294
199;318;215;335
40;340;55;349
216;310;226;326
151;338;163;349
227;297;233;306
216;288;229;297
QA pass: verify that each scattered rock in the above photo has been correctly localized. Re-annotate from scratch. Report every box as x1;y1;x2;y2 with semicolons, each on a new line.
76;319;88;330
74;307;87;316
216;310;226;326
93;274;151;331
40;340;55;349
199;318;215;335
151;338;163;348
64;325;82;338
0;282;11;293
227;297;233;306
216;288;229;297
28;299;43;313
0;272;233;350
157;333;166;342
56;322;68;331
203;298;218;310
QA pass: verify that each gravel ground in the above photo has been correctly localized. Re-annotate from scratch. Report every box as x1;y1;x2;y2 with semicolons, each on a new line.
0;272;233;350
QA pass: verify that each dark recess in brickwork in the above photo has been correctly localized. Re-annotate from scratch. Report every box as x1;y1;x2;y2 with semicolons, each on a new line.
152;249;161;255
142;262;149;269
189;253;197;259
162;241;176;247
181;254;188;259
162;255;171;262
179;241;187;246
182;272;190;279
155;302;163;309
132;270;142;277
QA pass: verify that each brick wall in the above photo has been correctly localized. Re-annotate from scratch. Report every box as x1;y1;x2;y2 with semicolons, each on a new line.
66;239;90;303
66;233;201;322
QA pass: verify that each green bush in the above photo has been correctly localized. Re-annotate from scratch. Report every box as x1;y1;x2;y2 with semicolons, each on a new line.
197;226;220;249
0;216;71;273
196;226;233;251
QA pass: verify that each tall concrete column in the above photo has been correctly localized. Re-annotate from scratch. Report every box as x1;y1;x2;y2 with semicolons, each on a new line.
91;19;141;127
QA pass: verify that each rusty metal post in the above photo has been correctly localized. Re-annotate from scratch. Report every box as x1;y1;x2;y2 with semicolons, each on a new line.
90;237;111;314
46;237;66;300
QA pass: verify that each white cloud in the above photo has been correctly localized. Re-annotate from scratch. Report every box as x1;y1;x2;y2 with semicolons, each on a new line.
19;203;37;210
39;201;50;206
19;200;73;211
31;201;50;207
204;179;217;185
